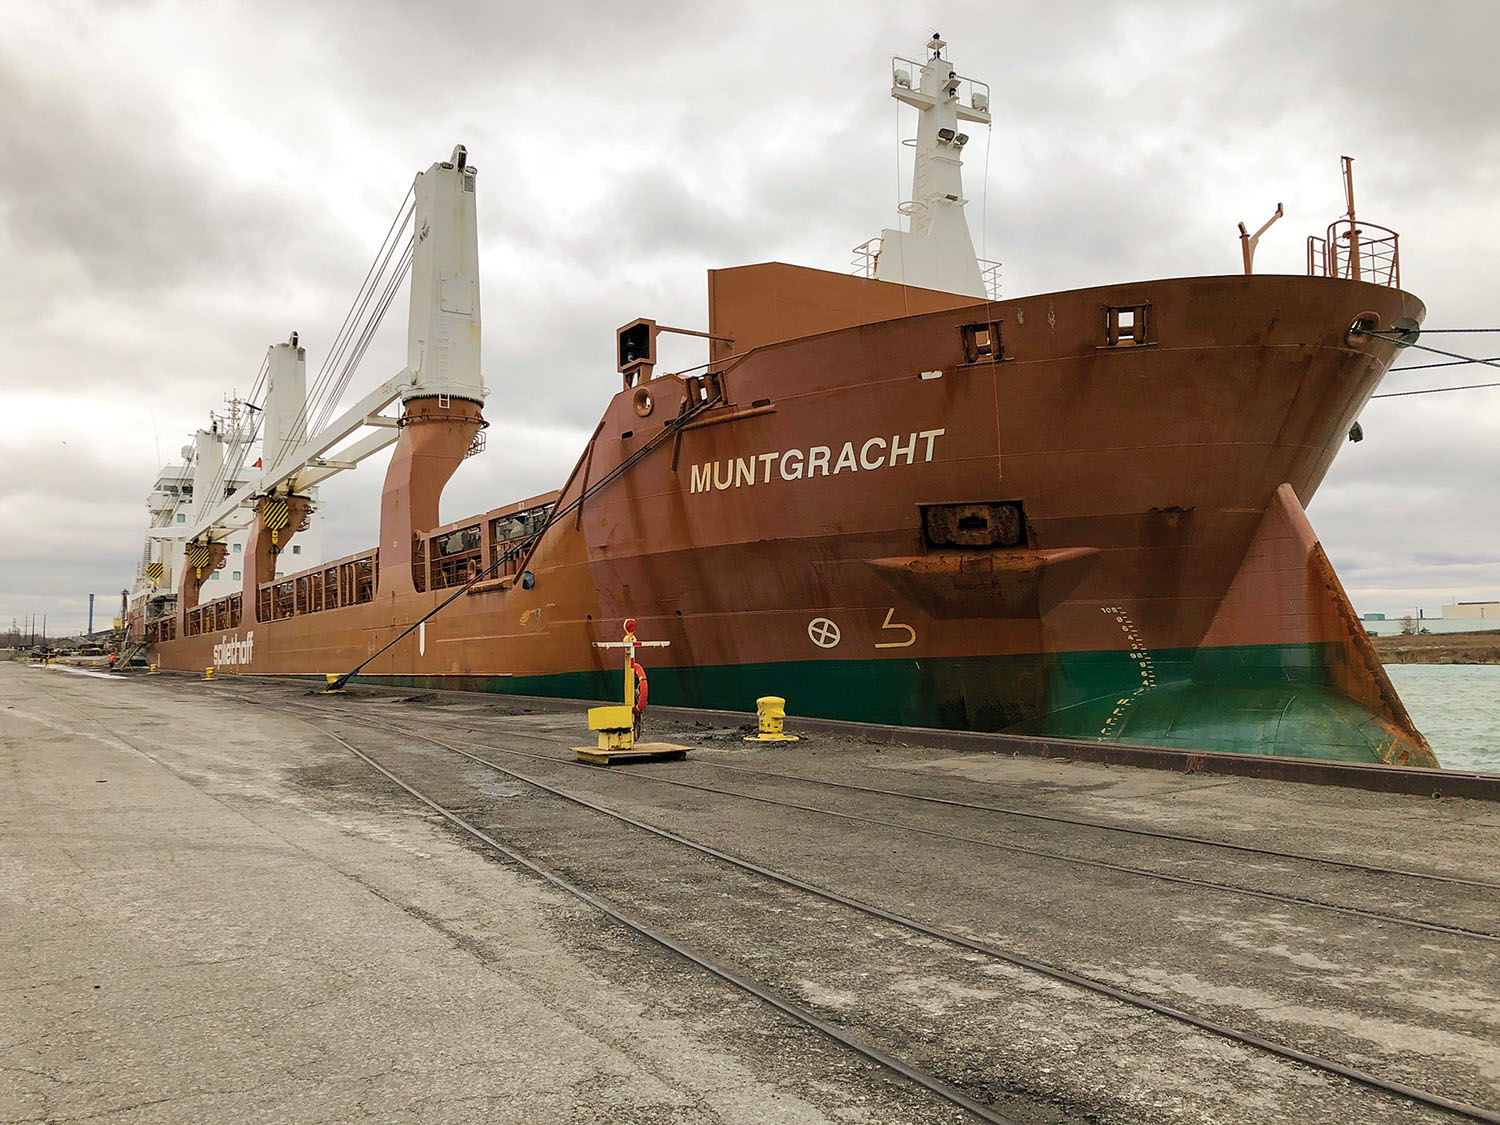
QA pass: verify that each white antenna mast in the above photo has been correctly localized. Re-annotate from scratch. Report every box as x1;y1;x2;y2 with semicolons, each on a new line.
874;34;991;298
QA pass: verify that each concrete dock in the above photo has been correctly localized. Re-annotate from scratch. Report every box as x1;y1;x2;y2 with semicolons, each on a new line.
3;662;1498;1123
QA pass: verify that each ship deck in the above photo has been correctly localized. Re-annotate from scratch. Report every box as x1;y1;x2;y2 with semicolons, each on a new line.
5;661;1498;1123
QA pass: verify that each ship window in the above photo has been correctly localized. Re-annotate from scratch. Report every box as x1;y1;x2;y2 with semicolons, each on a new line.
176;513;186;523
292;545;301;554
1104;303;1151;347
232;571;241;581
233;543;241;553
961;321;1004;363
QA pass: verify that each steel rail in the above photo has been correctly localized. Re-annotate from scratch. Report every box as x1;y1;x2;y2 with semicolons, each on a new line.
334;699;1500;897
685;759;1500;890
287;702;1500;1124
33;674;1012;1123
303;718;1019;1124
209;678;1500;893
389;724;1500;944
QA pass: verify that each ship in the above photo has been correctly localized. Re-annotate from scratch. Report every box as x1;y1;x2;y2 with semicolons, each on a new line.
127;400;326;633
135;36;1437;767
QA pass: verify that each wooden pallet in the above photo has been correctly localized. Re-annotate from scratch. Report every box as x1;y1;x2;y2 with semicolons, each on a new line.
573;742;690;766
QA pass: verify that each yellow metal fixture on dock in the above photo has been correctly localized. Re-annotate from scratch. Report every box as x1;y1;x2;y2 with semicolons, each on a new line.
574;620;690;765
575;704;689;765
323;673;346;694
148;663;159;675
203;667;215;681
589;704;636;751
745;696;799;742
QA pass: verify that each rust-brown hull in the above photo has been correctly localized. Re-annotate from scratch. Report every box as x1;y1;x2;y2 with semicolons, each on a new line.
147;271;1436;766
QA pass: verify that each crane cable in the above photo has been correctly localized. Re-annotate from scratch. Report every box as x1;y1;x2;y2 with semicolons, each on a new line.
159;354;270;539
165;185;415;556
268;186;416;474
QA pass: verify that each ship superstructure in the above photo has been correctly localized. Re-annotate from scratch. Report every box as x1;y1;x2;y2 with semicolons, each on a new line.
132;40;1436;767
129;396;325;638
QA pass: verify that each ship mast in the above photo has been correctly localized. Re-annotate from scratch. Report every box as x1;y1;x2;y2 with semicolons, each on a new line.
874;34;992;298
146;145;488;632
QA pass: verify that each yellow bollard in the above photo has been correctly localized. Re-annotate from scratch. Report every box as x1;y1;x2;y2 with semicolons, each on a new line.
745;696;799;742
588;705;636;751
323;673;346;694
148;663;159;675
203;667;215;681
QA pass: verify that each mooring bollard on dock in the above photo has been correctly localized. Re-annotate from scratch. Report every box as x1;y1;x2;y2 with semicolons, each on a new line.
203;667;215;681
745;696;799;742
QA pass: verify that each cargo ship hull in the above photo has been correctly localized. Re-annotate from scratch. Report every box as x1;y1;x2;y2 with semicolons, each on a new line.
147;269;1436;767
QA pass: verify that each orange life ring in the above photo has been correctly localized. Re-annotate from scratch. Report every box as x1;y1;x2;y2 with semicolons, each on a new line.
630;659;649;713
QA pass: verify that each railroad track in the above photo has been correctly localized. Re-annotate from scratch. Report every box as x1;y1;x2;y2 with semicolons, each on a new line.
299;686;1500;893
202;674;1500;893
243;691;1499;1123
305;702;1500;944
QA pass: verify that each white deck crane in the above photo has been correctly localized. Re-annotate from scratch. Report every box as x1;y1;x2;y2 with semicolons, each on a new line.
153;144;486;546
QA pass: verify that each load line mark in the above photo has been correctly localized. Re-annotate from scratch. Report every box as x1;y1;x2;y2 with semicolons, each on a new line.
274;698;1500;1125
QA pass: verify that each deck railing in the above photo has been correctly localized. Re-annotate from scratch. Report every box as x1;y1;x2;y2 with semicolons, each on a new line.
1307;218;1400;288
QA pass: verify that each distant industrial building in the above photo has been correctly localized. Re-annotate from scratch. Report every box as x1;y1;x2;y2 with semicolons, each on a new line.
1361;601;1500;636
1442;601;1500;621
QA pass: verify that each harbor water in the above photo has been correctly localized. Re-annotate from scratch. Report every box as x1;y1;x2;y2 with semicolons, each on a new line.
1385;664;1500;774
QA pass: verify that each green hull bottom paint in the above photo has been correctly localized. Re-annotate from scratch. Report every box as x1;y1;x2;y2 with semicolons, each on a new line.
347;641;1430;767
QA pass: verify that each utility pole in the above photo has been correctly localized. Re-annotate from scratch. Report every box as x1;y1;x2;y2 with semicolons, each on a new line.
88;593;95;637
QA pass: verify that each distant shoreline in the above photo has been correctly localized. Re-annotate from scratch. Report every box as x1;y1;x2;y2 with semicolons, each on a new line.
1372;629;1500;665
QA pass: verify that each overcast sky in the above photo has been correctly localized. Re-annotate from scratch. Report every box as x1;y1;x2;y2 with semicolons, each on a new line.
2;0;1497;635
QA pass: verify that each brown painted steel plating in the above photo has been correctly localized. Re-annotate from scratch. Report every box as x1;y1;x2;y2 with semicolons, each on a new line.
149;266;1432;763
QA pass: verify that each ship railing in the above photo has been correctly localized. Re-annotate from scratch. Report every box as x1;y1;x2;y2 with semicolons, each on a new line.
978;259;1002;300
182;592;243;638
254;548;380;624
429;523;483;591
849;236;1002;299
1307;219;1400;287
402;497;558;593
850;237;881;278
411;539;427;593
